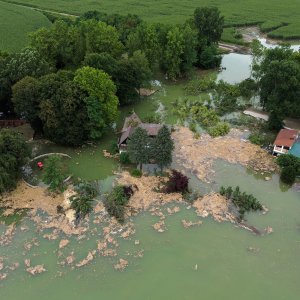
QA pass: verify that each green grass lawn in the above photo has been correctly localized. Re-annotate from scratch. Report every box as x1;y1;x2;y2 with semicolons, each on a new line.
2;0;300;39
0;1;51;52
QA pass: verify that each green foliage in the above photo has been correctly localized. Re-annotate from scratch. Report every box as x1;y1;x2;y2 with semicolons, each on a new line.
280;166;297;185
198;45;222;69
70;181;97;219
164;26;184;80
104;185;133;222
207;122;230;137
130;169;142;177
120;152;131;164
248;133;266;145
127;127;150;169
220;186;263;220
277;154;300;170
184;77;215;95
238;78;257;98
152;125;174;170
253;45;300;120
173;98;231;137
42;155;67;192
277;154;300;185
0;129;30;194
193;7;224;46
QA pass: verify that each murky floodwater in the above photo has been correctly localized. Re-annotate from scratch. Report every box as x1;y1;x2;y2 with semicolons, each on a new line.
1;52;300;299
1;161;299;299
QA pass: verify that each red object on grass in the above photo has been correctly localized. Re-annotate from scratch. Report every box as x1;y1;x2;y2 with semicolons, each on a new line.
37;161;44;169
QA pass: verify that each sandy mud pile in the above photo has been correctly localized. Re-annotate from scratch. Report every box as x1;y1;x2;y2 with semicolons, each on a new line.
172;127;277;182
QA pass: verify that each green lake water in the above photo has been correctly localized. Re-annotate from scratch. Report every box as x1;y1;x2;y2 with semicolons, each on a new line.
1;54;300;299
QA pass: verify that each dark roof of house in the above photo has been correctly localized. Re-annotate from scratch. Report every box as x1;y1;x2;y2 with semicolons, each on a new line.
121;112;142;132
274;129;298;147
119;113;162;145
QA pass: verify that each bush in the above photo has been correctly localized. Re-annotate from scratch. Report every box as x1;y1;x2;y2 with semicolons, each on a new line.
189;122;197;133
104;185;134;222
110;140;119;155
119;152;131;164
280;166;297;185
164;169;189;193
130;168;142;177
184;77;215;95
249;132;266;145
207;122;230;137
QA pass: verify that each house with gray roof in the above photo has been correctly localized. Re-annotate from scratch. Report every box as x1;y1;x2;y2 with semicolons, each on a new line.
118;112;162;152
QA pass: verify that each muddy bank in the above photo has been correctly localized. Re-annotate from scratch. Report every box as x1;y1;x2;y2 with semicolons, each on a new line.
172;127;277;182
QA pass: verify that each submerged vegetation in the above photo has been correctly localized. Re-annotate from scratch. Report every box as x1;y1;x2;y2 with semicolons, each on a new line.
104;185;134;222
220;186;263;220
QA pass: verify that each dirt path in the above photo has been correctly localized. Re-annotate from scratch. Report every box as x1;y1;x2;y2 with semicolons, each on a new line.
0;0;79;18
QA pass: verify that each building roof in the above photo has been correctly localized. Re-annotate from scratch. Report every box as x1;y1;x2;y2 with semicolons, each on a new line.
273;129;298;148
121;112;142;132
119;113;162;146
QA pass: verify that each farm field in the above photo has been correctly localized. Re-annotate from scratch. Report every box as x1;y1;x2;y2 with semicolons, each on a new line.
0;1;50;52
2;0;300;39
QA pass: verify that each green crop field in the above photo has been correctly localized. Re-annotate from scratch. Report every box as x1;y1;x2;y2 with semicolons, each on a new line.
0;1;51;52
2;0;300;40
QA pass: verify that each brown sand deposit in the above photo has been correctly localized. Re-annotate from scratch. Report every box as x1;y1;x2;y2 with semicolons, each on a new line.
172;127;277;182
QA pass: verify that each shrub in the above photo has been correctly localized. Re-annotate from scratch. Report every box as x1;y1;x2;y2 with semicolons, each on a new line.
164;170;189;193
119;152;131;164
130;168;142;177
189;122;197;133
143;113;160;123
207;122;230;137
280;166;297;185
184;77;215;95
110;140;119;155
249;133;266;145
104;185;134;222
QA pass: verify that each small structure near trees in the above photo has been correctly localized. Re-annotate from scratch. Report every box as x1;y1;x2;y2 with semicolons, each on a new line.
272;129;298;156
119;112;174;171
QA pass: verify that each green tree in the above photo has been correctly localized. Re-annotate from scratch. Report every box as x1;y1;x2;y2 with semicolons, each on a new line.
30;20;84;68
81;20;124;58
280;166;297;185
152;125;174;171
164;26;184;80
6;47;52;82
253;45;300;122
42;155;67;192
12;76;43;133
0;129;30;193
180;24;198;74
193;7;224;46
127;127;150;170
74;66;119;138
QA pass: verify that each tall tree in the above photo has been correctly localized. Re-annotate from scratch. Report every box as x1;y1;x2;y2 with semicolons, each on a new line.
0;129;30;193
127;127;150;170
74;66;119;138
152;125;174;171
193;7;224;46
81;20;124;58
164;26;184;80
253;45;300;125
12;76;43;133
